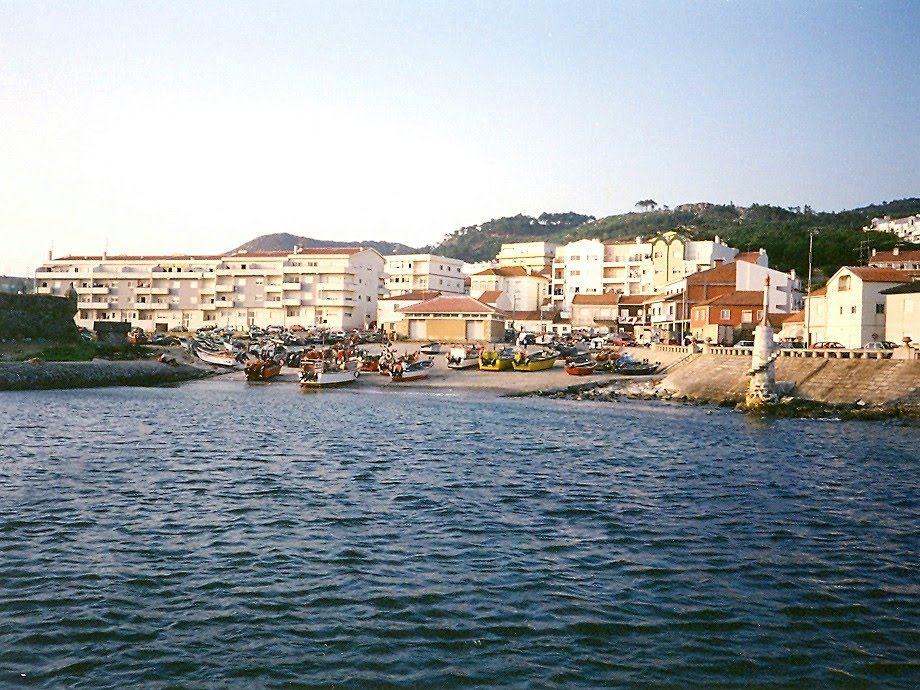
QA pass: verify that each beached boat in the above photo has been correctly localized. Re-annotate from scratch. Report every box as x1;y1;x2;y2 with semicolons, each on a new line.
390;358;434;382
299;359;360;387
479;347;514;371
419;342;442;355
512;349;557;372
244;357;283;381
446;345;481;369
194;347;239;367
563;355;597;376
613;355;660;376
359;352;381;372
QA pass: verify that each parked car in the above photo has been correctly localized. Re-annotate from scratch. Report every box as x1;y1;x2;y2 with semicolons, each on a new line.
778;341;806;349
863;341;898;350
812;341;845;349
733;340;755;349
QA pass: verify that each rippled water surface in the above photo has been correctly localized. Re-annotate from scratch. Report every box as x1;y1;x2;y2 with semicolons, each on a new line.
1;380;918;687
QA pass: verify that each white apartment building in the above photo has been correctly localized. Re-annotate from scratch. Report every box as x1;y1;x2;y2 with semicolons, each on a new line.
864;214;920;243
36;247;386;332
806;266;911;348
550;232;739;313
384;254;465;296
469;266;550;313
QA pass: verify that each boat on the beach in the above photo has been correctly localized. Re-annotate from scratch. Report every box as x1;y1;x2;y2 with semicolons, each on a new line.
613;355;660;376
194;347;240;367
563;355;597;376
419;342;442;355
479;347;514;371
446;344;482;369
511;349;557;372
299;358;360;387
244;357;283;381
390;358;434;382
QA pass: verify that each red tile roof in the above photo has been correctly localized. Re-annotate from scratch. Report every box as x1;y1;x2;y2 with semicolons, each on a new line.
398;296;501;315
735;251;765;264
808;286;828;297
380;290;441;302
571;292;620;305
870;249;920;264
477;290;504;304
686;262;737;285
846;266;914;283
471;265;530;277
780;310;805;323
698;290;765;307
617;294;653;305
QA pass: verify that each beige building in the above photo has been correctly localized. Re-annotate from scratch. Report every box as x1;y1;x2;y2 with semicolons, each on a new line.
395;295;506;342
494;241;557;270
36;247;386;331
377;290;440;334
570;292;621;330
384;254;465;296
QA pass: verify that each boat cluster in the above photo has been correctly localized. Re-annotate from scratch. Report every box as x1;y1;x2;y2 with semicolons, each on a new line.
180;326;660;387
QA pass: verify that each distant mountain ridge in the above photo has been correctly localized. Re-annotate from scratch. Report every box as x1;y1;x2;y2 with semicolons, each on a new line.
230;233;418;256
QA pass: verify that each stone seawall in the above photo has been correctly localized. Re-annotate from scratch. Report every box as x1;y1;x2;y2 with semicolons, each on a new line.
659;354;920;406
0;360;212;391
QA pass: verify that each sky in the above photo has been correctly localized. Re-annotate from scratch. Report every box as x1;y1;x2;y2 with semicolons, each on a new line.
1;0;918;275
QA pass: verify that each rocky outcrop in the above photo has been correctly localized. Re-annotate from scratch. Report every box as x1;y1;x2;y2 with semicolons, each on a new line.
0;360;212;391
0;293;79;341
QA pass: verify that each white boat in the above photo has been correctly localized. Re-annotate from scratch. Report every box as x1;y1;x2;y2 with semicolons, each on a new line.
299;359;360;387
390;358;434;382
445;345;481;369
194;347;239;367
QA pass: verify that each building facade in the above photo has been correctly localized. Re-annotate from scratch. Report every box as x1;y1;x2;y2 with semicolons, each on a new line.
36;248;386;332
384;254;466;296
864;214;920;243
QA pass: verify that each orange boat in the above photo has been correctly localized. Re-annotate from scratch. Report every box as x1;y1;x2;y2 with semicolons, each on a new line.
563;356;597;376
245;357;283;381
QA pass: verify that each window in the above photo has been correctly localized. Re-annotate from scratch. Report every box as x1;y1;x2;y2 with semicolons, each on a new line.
876;303;884;314
838;275;850;291
851;306;857;314
742;310;753;322
720;309;730;320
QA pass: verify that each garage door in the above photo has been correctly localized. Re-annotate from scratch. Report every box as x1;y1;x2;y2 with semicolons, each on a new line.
465;321;477;341
409;319;424;340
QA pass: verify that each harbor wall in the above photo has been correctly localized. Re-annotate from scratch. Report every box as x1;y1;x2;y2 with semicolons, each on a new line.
0;292;79;341
659;354;920;406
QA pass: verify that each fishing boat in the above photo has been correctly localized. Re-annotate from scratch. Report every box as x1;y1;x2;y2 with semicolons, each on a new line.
244;357;283;381
419;342;442;355
511;349;557;372
359;352;381;372
299;358;360;387
613;355;660;376
390;358;434;382
194;347;240;367
563;355;597;376
445;344;481;370
479;347;514;371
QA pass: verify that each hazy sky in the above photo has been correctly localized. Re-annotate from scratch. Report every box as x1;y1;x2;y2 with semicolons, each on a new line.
2;0;918;275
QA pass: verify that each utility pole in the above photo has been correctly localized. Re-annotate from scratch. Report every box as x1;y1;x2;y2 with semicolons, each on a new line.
805;231;813;347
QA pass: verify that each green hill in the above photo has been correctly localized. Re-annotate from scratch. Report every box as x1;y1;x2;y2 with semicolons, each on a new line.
428;199;920;285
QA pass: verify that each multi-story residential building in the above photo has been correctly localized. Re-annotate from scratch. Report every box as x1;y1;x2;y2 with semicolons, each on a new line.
550;232;738;313
864;214;920;243
469;266;550;313
494;241;557;271
35;247;386;331
384;254;465;296
805;266;912;348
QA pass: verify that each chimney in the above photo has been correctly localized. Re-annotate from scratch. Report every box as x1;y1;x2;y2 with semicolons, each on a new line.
893;247;900;256
871;248;877;257
714;235;720;244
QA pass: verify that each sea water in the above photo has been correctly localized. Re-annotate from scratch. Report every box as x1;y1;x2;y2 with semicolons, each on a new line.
1;380;917;687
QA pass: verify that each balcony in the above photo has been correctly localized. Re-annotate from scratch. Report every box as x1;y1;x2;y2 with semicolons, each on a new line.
265;301;285;309
282;282;301;290
213;299;234;307
282;298;302;306
75;286;111;295
215;284;235;293
265;284;283;293
78;301;112;309
147;286;169;295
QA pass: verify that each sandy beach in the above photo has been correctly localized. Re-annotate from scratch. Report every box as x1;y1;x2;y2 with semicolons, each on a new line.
0;343;687;394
